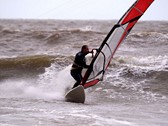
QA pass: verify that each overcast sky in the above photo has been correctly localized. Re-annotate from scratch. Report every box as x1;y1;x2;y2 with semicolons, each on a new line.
0;0;167;20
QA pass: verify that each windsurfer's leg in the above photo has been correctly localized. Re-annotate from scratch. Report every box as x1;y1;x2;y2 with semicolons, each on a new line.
72;81;80;88
71;71;82;88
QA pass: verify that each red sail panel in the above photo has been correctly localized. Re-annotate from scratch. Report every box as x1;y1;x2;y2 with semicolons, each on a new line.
83;79;99;88
121;0;154;25
82;0;154;88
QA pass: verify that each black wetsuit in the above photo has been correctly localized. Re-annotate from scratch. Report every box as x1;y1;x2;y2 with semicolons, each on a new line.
71;51;89;88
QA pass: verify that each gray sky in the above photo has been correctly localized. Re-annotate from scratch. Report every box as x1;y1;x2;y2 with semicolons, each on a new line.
0;0;167;20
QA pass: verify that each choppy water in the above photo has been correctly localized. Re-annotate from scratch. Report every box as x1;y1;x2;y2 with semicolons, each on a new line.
0;19;168;126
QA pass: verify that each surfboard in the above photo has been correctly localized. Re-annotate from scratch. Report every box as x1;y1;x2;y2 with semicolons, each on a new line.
65;85;85;103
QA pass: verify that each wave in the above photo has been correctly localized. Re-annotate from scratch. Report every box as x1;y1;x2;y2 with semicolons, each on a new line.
0;24;103;36
2;54;165;81
0;27;104;46
108;55;168;97
119;66;168;80
45;28;104;44
0;55;73;81
63;26;103;34
102;55;168;101
0;55;53;69
1;28;20;34
112;55;168;77
129;32;168;43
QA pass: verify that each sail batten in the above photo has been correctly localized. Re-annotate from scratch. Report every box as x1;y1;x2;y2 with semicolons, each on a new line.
82;0;154;88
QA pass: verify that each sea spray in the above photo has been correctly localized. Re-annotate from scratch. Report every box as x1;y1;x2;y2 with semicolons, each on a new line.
36;63;75;100
0;64;74;100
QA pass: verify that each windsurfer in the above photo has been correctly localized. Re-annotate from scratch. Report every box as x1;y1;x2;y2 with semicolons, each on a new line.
70;45;91;88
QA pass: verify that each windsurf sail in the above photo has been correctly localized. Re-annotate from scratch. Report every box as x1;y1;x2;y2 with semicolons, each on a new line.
81;0;154;88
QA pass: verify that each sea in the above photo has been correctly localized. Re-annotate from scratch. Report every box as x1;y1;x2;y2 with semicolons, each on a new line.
0;19;168;126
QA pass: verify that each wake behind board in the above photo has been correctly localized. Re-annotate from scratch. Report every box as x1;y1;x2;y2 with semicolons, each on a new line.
65;85;85;103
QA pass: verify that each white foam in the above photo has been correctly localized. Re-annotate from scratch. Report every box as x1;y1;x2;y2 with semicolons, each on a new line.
117;55;168;72
33;64;75;100
0;79;27;98
68;110;136;126
0;64;75;100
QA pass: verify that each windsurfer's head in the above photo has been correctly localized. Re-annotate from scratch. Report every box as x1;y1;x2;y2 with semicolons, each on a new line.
81;45;89;54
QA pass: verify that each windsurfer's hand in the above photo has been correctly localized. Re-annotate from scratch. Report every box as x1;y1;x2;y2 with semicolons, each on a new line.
90;49;97;58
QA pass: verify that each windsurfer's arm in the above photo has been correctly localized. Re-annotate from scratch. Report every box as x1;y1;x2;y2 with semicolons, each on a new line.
83;61;90;68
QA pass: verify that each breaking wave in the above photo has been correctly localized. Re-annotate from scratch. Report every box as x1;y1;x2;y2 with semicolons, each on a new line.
0;55;73;81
